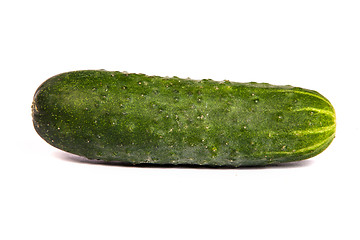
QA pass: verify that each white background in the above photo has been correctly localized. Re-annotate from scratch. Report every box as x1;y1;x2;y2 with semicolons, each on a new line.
1;0;359;239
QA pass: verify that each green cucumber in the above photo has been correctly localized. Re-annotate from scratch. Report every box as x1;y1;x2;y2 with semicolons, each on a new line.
32;70;336;167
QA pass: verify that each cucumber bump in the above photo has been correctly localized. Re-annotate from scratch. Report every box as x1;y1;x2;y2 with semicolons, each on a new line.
32;70;336;167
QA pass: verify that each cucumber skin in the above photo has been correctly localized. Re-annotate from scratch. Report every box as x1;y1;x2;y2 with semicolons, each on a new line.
32;70;336;167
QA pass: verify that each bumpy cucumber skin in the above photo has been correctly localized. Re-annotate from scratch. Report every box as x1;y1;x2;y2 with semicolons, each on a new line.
32;70;336;167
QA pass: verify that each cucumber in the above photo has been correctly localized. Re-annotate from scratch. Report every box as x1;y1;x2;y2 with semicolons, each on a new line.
32;70;336;167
